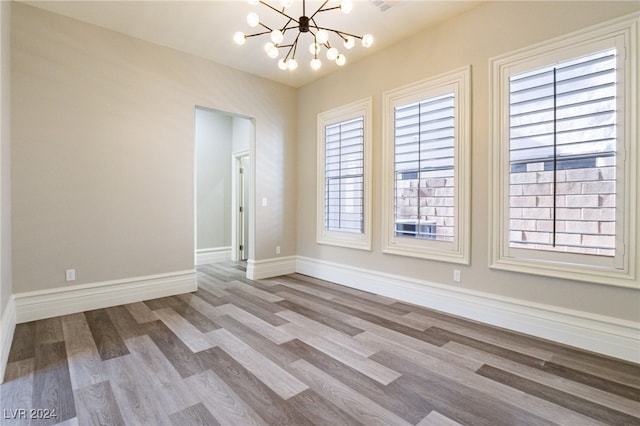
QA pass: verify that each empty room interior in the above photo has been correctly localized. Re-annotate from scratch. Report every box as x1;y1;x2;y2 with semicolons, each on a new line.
0;0;639;424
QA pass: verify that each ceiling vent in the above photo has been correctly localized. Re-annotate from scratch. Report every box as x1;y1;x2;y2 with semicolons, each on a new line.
369;0;397;12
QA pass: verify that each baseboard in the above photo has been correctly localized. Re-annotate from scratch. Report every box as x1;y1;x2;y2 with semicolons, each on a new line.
14;270;197;323
0;295;16;384
296;256;640;363
246;256;297;280
195;247;232;266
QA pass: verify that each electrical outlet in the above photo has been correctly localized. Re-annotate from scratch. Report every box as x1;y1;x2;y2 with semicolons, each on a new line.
276;246;281;255
453;269;461;283
66;269;76;282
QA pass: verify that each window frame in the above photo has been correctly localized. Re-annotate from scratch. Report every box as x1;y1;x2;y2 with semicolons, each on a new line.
489;14;639;288
382;66;471;264
316;97;372;250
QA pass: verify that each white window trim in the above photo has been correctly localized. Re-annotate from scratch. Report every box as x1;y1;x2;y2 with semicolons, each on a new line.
382;66;471;264
316;97;372;250
489;13;639;288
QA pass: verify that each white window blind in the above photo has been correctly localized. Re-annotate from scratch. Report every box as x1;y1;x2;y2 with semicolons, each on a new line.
508;49;617;256
325;117;364;233
394;93;455;242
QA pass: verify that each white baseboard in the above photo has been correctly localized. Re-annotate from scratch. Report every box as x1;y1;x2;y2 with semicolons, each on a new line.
0;295;16;384
296;256;640;363
247;256;297;280
195;247;232;266
14;270;197;323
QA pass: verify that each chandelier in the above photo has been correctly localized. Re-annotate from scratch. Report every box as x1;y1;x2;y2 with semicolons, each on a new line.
233;0;373;71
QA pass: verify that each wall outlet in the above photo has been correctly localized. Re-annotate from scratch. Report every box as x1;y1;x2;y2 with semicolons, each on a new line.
453;269;461;283
276;246;281;255
66;269;76;282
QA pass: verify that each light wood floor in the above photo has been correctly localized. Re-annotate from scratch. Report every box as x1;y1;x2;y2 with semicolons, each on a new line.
2;262;639;425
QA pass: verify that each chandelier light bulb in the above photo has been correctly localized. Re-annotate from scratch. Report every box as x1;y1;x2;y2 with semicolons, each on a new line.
340;0;353;14
233;31;246;45
287;58;298;70
270;29;284;44
248;0;259;5
267;45;279;58
278;59;288;70
309;42;320;55
343;36;355;49
335;54;346;66
316;29;329;44
264;42;279;59
362;33;374;48
326;47;339;61
280;0;293;7
311;58;322;70
246;12;260;27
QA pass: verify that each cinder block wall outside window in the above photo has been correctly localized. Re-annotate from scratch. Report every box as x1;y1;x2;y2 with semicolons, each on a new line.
509;156;615;256
395;171;455;240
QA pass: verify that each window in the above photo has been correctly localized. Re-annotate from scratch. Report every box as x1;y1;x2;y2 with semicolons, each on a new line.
490;15;638;287
324;117;364;233
317;98;372;250
509;50;617;255
382;67;471;264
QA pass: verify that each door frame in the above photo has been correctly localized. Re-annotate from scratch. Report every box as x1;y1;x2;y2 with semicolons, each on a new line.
231;150;250;261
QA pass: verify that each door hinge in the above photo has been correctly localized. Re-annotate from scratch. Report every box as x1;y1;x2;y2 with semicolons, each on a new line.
239;168;244;174
239;245;244;251
239;206;243;213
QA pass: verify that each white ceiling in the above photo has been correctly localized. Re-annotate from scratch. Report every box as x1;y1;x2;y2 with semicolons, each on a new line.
23;0;481;88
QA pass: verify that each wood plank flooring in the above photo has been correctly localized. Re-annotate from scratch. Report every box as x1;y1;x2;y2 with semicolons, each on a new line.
2;262;639;425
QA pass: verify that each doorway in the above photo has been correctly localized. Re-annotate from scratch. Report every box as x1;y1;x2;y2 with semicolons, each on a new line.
194;106;254;266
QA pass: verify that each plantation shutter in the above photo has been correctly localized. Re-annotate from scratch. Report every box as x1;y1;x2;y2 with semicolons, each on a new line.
393;93;455;241
508;48;617;255
325;117;364;233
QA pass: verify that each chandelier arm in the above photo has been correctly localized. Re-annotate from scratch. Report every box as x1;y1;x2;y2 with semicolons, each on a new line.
291;32;300;58
283;42;295;61
283;24;299;31
313;33;318;59
314;26;363;40
279;31;300;62
244;30;273;38
306;28;325;48
280;18;293;32
315;6;341;14
309;0;330;20
258;1;298;23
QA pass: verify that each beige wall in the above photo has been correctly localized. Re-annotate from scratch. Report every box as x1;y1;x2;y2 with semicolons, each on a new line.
1;0;11;316
11;3;297;293
296;1;640;322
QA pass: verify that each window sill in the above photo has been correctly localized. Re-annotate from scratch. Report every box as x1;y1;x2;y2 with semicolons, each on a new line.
489;254;638;288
